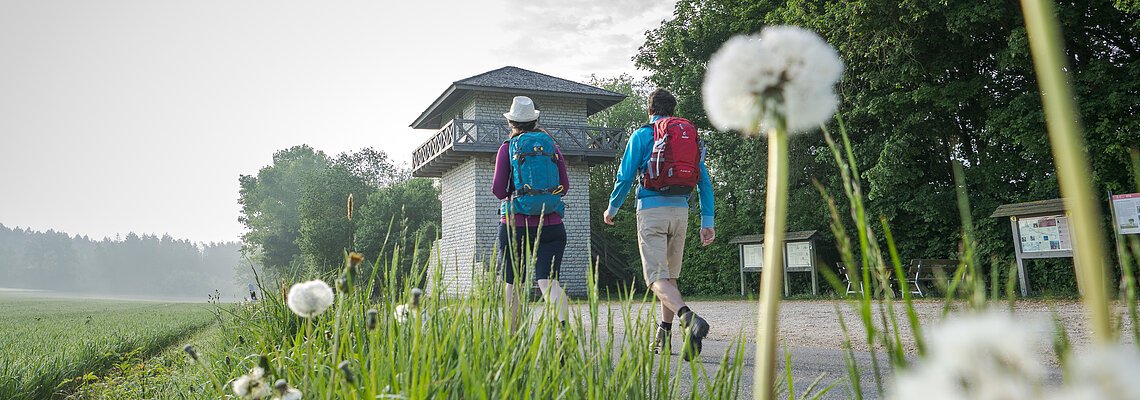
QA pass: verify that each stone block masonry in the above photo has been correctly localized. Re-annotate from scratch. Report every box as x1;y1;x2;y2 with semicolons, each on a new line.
429;157;592;297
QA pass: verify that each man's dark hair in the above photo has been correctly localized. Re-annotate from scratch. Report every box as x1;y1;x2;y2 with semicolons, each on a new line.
647;88;676;117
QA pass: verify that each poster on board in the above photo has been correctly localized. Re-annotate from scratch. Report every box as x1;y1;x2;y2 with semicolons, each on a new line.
1017;215;1072;252
1112;193;1140;235
786;242;812;270
742;244;763;271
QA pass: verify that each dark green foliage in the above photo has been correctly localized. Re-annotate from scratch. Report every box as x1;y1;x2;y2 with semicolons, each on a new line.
355;178;441;273
634;0;1140;295
587;75;651;288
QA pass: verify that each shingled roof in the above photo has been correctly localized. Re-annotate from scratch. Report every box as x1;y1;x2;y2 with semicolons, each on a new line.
728;231;819;244
410;66;627;129
990;198;1066;218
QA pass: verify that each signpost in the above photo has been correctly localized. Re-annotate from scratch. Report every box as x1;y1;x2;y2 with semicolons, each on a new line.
991;199;1073;296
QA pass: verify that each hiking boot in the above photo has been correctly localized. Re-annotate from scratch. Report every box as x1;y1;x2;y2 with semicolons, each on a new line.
651;326;670;354
678;311;709;362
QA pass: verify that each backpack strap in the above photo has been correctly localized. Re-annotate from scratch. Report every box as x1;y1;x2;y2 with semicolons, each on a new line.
513;184;565;197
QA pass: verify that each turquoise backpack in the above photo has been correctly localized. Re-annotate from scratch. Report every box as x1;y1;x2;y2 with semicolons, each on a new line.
504;132;565;217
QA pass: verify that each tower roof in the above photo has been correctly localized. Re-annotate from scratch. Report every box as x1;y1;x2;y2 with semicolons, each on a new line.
410;66;627;129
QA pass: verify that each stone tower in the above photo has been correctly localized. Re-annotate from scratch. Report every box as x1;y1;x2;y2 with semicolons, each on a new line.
410;66;626;297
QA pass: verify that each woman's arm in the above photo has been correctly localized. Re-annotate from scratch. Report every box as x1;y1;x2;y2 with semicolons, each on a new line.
491;143;512;200
556;146;569;195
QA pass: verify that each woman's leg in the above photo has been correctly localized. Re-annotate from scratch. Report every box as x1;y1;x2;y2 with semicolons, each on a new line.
499;223;521;330
534;224;568;322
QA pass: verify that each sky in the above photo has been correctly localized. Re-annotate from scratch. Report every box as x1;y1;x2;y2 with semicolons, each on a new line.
0;0;676;243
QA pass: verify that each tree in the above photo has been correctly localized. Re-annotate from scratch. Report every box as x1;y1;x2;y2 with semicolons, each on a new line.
635;0;1140;294
297;164;371;269
354;178;441;276
333;147;407;189
238;145;330;273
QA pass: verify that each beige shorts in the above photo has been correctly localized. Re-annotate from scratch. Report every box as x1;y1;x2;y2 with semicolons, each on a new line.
636;206;689;285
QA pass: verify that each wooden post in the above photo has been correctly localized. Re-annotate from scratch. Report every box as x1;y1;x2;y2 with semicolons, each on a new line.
1010;216;1030;296
740;244;746;296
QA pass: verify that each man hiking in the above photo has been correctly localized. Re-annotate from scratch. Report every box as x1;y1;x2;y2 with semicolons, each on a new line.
603;88;715;361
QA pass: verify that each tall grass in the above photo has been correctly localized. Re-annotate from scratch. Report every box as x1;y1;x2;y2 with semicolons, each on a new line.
202;232;747;398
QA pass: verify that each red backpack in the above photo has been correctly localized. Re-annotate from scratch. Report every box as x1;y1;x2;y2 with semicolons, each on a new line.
642;116;702;195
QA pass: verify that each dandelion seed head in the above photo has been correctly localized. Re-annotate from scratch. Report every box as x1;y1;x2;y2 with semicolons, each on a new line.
272;379;302;400
394;304;410;324
232;367;270;399
285;279;334;318
702;26;843;135
889;309;1048;400
1055;344;1140;400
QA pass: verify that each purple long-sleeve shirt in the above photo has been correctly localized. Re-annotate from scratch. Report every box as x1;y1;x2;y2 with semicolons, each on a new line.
492;140;569;226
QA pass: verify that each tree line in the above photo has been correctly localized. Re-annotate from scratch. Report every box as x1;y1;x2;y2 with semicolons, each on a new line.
0;224;242;298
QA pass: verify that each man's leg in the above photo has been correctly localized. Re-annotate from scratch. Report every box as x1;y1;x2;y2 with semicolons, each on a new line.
663;206;708;361
651;278;684;321
638;208;676;353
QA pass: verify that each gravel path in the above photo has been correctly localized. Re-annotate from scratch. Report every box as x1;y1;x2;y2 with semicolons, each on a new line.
575;299;1137;357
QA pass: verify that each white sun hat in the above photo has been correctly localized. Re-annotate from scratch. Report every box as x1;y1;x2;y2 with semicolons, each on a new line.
503;96;540;122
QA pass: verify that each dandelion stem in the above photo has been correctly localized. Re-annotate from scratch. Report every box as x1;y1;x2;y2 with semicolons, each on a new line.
753;121;789;400
1020;0;1113;343
304;317;313;392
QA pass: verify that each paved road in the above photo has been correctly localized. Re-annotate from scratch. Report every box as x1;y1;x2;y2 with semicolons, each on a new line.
660;337;1065;399
654;337;886;399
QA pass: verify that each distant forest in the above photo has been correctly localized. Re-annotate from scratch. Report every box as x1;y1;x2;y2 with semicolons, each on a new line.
0;224;243;299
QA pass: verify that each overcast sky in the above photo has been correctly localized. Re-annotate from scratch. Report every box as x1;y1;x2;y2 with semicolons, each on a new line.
0;0;675;243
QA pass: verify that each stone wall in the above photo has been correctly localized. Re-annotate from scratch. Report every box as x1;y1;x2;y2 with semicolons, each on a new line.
428;92;594;297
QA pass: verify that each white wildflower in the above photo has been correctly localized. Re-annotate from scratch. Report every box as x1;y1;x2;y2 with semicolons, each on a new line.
702;26;843;135
286;279;334;318
394;304;410;324
890;309;1049;400
232;367;271;399
1047;344;1140;400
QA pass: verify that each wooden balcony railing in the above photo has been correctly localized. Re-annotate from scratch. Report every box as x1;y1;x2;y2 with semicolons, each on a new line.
412;119;626;177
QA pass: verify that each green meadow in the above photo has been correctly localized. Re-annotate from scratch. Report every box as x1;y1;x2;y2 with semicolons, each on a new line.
0;294;215;400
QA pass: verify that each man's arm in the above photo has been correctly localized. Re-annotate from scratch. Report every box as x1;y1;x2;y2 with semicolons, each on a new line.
696;156;716;245
604;127;650;224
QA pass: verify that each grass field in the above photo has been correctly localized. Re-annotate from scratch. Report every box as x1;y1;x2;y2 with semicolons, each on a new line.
0;293;216;400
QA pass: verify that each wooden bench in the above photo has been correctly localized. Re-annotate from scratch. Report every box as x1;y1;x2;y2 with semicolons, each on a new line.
904;259;961;297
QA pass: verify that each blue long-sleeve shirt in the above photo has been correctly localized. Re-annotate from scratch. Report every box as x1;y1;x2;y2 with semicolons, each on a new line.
606;115;715;228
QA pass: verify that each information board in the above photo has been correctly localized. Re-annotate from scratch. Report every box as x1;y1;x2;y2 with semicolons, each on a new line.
786;242;812;270
742;244;763;271
1017;215;1072;252
1112;193;1140;235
